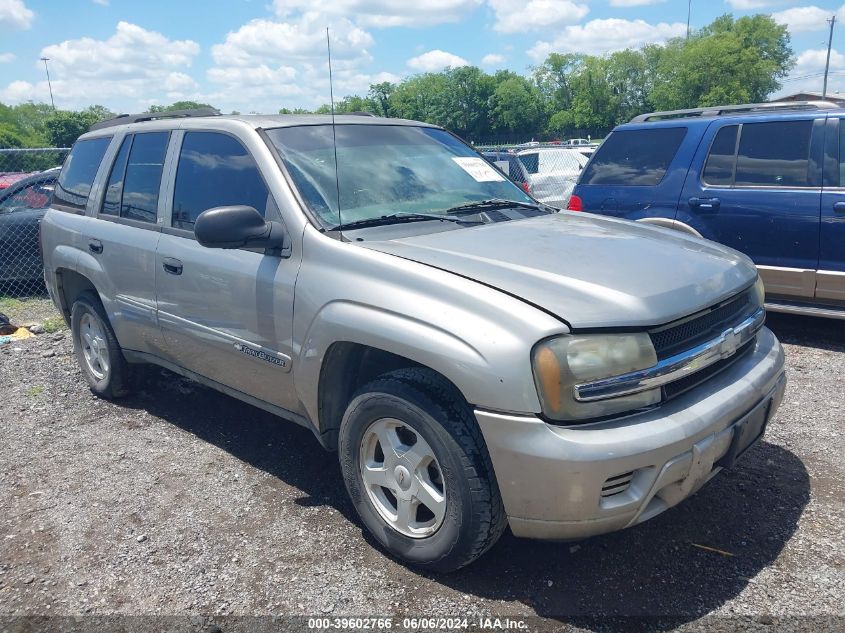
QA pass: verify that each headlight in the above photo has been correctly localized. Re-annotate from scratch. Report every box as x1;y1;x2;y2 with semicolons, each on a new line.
532;333;660;422
752;276;765;309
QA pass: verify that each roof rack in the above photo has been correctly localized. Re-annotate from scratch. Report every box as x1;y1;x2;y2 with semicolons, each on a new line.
88;107;221;132
630;100;841;123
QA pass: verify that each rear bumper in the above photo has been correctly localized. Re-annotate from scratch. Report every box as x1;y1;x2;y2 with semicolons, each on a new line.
475;327;786;540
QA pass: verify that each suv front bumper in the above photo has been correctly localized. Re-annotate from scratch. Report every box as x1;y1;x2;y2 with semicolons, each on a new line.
475;326;786;540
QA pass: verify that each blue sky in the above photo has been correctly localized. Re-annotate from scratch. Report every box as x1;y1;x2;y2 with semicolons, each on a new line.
1;0;844;113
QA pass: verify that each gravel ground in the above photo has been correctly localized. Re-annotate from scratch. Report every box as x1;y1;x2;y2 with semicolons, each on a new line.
0;300;843;631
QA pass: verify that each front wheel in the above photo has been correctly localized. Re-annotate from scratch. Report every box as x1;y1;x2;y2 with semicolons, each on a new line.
338;368;507;572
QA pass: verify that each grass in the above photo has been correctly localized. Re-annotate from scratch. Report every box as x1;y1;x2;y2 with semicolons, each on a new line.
43;316;65;333
25;385;45;397
0;296;24;312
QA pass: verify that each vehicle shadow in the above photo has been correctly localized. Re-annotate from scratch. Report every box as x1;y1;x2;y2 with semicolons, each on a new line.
765;312;845;352
122;366;809;629
433;438;809;626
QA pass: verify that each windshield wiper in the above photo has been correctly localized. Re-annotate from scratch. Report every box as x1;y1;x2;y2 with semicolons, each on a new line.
444;198;550;215
327;212;482;232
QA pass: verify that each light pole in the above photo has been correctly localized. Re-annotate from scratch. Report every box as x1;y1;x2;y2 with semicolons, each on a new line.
686;0;692;39
40;57;55;109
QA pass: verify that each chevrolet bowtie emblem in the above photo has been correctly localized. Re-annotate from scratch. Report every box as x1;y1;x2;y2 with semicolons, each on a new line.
718;327;741;359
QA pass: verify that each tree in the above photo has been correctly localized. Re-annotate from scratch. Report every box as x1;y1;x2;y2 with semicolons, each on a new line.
148;100;216;113
368;82;395;117
490;75;545;140
45;110;102;147
650;14;793;110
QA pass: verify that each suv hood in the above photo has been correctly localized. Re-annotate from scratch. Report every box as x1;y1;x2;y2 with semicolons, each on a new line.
362;212;757;329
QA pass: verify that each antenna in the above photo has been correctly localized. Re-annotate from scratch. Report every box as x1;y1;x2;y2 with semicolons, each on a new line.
326;27;343;237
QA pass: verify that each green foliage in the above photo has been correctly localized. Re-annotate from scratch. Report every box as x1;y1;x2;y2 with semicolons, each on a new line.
148;100;216;113
45;110;99;147
650;14;793;110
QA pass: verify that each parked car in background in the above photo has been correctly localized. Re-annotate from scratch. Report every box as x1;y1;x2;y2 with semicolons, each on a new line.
0;171;38;190
0;167;60;288
561;138;593;147
517;147;589;207
481;150;531;194
569;100;845;320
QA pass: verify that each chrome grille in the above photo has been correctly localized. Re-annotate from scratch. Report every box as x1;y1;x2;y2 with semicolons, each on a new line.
650;290;755;360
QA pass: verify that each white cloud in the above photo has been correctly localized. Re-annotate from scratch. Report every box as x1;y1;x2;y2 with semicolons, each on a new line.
610;0;665;5
775;47;845;97
203;14;379;111
489;0;588;33
0;22;200;109
481;53;505;66
772;5;845;33
794;47;845;74
0;0;34;29
272;0;482;27
407;49;468;71
528;18;686;59
0;52;14;63
92;0;109;5
212;17;373;67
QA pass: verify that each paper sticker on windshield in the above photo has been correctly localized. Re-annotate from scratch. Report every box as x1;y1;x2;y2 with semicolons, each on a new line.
452;157;506;182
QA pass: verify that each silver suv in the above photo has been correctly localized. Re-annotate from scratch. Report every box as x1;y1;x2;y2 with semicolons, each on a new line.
41;110;786;571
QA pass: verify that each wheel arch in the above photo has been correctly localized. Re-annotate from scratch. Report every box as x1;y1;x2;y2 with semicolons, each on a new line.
54;267;101;324
316;341;468;451
635;217;703;238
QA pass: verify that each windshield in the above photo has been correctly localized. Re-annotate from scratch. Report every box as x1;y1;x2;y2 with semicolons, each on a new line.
266;124;533;228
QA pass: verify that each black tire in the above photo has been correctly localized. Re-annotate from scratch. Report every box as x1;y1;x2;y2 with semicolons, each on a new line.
70;291;131;399
339;367;507;572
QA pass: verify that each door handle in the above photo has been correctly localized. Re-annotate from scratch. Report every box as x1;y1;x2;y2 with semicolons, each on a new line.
689;197;721;211
834;201;845;214
162;258;183;275
88;239;103;254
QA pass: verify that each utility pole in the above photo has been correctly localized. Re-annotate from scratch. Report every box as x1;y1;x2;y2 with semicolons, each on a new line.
823;15;836;98
40;57;55;109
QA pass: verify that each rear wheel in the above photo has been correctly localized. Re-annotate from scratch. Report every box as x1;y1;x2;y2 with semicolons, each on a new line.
70;291;130;399
339;368;506;572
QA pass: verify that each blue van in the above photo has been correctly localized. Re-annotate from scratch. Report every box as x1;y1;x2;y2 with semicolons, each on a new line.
569;101;845;320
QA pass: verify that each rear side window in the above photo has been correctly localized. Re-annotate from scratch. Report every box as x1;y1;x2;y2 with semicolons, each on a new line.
839;120;845;186
101;133;169;223
734;120;813;187
171;132;269;232
101;136;132;216
703;125;738;186
519;153;539;174
581;127;687;186
53;137;111;212
121;132;169;223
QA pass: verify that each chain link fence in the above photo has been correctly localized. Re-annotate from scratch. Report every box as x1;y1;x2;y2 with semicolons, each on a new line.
478;143;599;209
0;148;69;298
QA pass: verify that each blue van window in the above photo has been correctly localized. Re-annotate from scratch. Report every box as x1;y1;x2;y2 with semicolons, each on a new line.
703;125;738;186
734;120;813;187
581;127;686;186
839;121;845;186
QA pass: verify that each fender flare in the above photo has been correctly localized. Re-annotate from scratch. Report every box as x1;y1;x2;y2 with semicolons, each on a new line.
294;300;532;428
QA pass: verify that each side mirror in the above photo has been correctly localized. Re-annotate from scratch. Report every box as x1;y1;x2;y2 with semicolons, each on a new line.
194;205;288;252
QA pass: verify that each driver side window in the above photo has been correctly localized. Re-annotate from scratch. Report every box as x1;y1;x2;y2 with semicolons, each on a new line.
171;132;270;232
